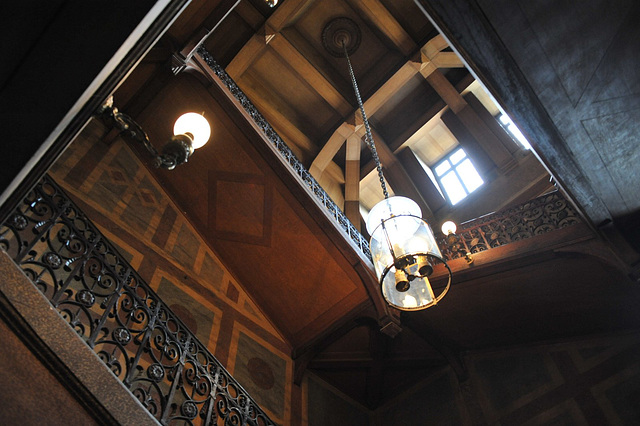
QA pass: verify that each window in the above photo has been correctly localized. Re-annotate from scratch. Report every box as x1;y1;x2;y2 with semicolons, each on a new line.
499;113;531;150
434;148;483;205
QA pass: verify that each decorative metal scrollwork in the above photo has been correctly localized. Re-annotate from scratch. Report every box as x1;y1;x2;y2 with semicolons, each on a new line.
0;176;275;426
438;191;580;261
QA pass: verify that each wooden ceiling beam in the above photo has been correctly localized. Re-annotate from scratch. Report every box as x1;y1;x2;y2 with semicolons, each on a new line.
238;72;317;161
233;0;264;30
267;0;316;30
425;69;517;172
362;59;421;115
348;0;416;56
226;24;276;79
226;0;315;80
309;123;355;178
312;35;455;177
176;0;242;66
270;34;352;116
422;67;467;113
345;134;363;231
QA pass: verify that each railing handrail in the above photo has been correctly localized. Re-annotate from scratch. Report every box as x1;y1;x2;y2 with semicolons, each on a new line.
437;190;580;261
1;176;276;426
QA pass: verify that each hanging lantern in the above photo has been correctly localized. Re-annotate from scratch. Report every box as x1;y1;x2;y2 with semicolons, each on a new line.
367;197;451;310
322;17;453;311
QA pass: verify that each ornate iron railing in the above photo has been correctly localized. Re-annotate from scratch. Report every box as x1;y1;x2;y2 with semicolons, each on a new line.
0;176;275;426
195;50;583;267
438;190;580;261
197;47;371;260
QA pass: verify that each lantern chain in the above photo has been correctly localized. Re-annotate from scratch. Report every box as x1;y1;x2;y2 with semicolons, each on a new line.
343;43;389;199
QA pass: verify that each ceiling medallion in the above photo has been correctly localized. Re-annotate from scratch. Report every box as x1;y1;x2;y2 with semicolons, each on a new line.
321;17;361;57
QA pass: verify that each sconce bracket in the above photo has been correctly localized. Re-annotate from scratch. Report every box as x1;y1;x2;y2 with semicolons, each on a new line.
96;97;190;170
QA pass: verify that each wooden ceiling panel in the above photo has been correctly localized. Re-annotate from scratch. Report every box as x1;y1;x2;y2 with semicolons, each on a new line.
251;46;344;134
167;0;226;42
379;0;437;44
373;75;440;144
203;10;257;68
291;0;403;99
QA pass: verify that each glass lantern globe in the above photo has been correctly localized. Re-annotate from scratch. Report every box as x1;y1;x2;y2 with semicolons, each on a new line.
441;220;457;235
366;196;451;310
173;113;211;149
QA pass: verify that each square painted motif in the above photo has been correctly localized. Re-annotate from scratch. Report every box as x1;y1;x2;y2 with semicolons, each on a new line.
156;276;215;348
233;331;287;420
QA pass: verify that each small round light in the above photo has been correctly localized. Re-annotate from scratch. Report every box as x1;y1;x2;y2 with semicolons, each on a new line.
441;220;457;235
173;113;211;149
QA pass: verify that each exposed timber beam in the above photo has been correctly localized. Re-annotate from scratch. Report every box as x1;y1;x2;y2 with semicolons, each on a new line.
362;58;422;116
309;123;356;179
312;34;461;176
176;0;242;66
359;73;475;179
226;24;276;79
345;134;363;231
349;0;416;56
227;0;315;79
270;34;352;116
425;69;517;172
238;72;317;161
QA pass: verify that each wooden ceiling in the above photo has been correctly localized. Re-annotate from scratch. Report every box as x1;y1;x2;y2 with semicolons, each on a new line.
107;0;640;409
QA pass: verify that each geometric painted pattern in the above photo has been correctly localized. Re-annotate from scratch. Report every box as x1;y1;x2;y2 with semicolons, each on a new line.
48;123;291;421
305;334;640;425
228;324;292;424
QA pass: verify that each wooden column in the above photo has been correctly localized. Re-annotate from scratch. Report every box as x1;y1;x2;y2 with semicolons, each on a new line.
370;130;435;223
344;134;362;231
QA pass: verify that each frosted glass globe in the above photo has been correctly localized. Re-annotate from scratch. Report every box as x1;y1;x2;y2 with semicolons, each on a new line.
173;113;211;149
366;196;422;241
441;220;457;235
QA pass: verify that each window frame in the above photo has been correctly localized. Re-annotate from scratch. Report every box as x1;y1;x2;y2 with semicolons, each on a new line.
433;147;483;205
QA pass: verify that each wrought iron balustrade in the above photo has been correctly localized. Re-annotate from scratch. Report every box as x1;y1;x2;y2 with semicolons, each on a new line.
438;190;580;261
0;176;275;426
197;47;371;260
195;50;583;268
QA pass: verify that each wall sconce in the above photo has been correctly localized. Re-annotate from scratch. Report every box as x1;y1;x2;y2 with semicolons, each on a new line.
441;221;474;264
97;97;210;170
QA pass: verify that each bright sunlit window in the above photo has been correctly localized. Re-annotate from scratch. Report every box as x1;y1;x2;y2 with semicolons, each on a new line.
434;148;483;205
499;114;531;150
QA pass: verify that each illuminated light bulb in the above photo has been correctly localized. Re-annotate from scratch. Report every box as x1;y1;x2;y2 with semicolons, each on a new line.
366;196;422;242
441;220;457;235
402;294;418;309
173;113;211;149
394;268;410;292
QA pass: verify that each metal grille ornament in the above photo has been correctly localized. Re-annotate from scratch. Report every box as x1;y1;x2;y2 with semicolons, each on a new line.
0;176;275;425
